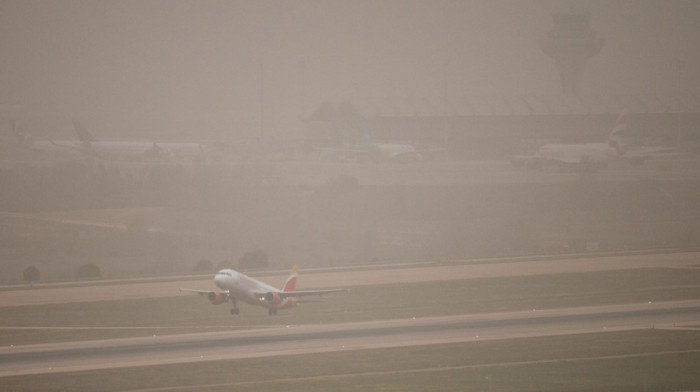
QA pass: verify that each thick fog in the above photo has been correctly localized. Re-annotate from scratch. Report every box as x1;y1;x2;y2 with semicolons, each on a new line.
1;0;698;138
0;0;699;282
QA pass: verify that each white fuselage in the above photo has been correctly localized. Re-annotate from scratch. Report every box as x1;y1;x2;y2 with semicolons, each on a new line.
535;142;618;164
369;143;422;162
80;141;205;161
21;138;205;162
182;266;343;315
214;269;291;309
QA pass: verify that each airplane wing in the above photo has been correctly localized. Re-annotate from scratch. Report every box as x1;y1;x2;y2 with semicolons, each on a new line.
180;288;216;295
254;288;347;299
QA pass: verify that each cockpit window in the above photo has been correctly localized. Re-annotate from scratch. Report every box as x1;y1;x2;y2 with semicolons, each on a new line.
217;271;232;277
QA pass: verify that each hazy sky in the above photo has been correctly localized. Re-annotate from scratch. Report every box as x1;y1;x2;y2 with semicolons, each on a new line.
1;0;698;139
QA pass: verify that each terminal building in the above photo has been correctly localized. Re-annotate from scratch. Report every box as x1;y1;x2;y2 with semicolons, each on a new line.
305;4;700;160
306;94;700;159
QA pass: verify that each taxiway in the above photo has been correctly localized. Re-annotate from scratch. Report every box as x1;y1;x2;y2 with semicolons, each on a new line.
1;299;699;377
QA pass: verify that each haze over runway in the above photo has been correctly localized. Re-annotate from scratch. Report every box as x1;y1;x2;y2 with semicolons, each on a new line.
2;298;698;377
1;251;699;377
2;1;699;138
1;2;698;390
1;251;699;307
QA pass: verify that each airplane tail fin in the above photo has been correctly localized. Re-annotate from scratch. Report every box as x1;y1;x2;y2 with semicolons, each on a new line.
282;265;299;292
73;120;97;142
608;114;627;155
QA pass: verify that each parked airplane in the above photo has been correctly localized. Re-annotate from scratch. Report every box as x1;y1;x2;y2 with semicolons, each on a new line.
315;141;429;163
180;266;346;315
11;119;81;154
71;121;206;162
510;115;629;170
368;142;423;162
11;119;206;162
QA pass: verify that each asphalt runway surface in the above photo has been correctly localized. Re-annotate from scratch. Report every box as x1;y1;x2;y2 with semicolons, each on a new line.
2;299;699;377
1;251;699;377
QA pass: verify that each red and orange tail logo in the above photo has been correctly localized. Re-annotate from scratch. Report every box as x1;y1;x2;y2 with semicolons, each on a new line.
282;265;298;292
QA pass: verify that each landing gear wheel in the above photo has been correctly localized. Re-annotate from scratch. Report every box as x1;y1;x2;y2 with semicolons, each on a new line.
268;308;277;316
229;298;239;316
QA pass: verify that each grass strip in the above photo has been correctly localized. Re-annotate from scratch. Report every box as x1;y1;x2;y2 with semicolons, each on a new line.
0;329;698;392
0;268;699;346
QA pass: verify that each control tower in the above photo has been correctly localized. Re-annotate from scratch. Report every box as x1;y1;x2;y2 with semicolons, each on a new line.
540;2;604;96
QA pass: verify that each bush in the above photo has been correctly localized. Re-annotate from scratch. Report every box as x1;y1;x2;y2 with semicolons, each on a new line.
76;263;101;279
23;266;40;282
237;250;269;271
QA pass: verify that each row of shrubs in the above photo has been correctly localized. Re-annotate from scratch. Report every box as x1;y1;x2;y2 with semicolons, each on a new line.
22;263;102;282
21;249;269;283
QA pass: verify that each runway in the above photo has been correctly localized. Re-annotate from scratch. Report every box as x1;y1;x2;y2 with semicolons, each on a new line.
2;250;698;307
2;299;699;377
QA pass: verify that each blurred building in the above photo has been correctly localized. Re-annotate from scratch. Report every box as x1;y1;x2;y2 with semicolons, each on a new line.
306;93;700;159
539;2;605;96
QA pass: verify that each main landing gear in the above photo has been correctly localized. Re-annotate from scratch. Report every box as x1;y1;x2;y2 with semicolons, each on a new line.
230;299;239;315
268;308;278;316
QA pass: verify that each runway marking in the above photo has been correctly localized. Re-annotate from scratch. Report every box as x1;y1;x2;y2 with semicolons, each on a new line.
2;300;698;377
122;349;700;392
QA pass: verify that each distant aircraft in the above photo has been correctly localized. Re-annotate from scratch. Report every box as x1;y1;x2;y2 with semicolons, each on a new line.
71;121;206;162
368;142;424;162
315;141;428;163
10;119;81;154
180;266;346;316
510;115;638;170
11;119;206;162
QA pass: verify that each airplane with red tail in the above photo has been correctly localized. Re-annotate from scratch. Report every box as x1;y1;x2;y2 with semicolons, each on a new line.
181;266;346;315
509;114;634;170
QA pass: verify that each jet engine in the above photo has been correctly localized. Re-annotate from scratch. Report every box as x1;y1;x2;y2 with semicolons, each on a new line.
207;292;227;305
263;292;283;305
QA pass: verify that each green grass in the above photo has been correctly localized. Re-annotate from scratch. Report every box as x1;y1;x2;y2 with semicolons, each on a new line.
0;268;699;346
1;329;698;392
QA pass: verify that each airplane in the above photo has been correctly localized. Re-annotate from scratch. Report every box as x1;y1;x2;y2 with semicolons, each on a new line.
509;114;637;170
10;119;206;162
71;121;207;162
180;266;346;316
367;142;423;162
314;141;427;163
310;118;435;163
10;119;82;154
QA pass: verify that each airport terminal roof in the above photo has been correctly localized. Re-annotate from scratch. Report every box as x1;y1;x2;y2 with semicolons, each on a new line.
312;92;700;120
